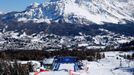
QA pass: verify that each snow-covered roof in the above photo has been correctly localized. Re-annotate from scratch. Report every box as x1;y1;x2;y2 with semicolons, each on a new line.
43;58;54;64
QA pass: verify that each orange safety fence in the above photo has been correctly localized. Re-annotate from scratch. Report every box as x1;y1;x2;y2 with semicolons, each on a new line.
34;72;40;75
69;70;80;75
34;70;49;75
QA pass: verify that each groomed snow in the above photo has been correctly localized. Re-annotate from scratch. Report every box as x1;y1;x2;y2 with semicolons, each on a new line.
58;64;75;71
30;51;134;75
29;71;69;75
84;51;134;75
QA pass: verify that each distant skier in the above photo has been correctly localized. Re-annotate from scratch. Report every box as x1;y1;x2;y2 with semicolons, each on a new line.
85;66;89;73
83;62;89;73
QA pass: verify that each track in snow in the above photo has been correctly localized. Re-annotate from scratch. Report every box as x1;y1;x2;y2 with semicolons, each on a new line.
30;51;134;75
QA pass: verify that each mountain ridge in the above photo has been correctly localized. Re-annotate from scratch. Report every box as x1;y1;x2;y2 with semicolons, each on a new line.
0;0;134;50
1;0;134;25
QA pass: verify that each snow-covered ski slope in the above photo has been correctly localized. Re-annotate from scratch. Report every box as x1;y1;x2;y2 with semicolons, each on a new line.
30;51;134;75
84;51;134;75
30;71;69;75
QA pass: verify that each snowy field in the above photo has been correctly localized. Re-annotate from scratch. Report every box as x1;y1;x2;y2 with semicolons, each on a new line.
30;51;134;75
84;51;134;75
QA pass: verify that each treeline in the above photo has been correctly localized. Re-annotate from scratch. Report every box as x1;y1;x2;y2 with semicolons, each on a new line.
0;49;104;61
0;60;32;75
0;44;133;61
104;46;134;52
122;40;134;47
123;53;134;60
115;40;134;51
99;40;134;51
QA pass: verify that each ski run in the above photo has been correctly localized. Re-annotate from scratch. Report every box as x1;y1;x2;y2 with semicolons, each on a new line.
28;51;134;75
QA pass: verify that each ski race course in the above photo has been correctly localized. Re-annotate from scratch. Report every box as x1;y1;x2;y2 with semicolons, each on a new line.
29;51;134;75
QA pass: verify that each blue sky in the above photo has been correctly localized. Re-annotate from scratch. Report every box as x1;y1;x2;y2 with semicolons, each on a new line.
0;0;47;13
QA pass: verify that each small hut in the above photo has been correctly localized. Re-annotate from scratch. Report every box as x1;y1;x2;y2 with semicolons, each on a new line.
42;58;54;70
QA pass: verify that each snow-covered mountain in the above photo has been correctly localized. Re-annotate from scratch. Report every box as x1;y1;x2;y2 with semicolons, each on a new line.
2;0;134;25
0;0;134;50
0;12;3;14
